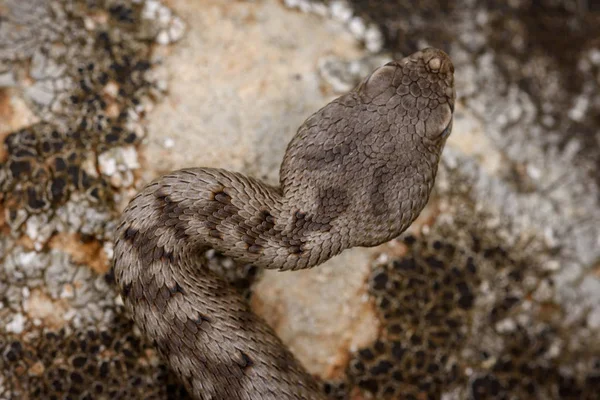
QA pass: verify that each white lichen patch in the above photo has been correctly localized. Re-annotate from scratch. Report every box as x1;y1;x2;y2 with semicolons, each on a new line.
284;0;384;53
318;54;392;93
23;289;70;329
1;246;118;337
5;313;26;334
142;0;186;44
52;195;113;240
98;145;140;188
25;213;58;250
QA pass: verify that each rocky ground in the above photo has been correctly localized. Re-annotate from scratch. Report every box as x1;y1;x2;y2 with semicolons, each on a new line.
1;0;599;399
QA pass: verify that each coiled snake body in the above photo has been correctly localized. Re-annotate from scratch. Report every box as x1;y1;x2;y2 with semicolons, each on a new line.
113;48;455;399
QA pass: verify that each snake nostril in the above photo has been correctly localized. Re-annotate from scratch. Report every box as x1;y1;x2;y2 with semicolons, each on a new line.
236;350;254;370
428;57;442;71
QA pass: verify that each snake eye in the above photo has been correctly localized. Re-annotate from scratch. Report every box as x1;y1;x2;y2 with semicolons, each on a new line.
423;103;452;140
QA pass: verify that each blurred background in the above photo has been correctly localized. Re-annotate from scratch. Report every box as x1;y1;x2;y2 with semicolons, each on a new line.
1;1;599;399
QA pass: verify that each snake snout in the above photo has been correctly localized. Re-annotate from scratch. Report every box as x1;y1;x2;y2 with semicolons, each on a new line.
412;47;454;74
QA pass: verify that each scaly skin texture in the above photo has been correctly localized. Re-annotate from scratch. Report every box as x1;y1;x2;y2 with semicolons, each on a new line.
113;48;455;400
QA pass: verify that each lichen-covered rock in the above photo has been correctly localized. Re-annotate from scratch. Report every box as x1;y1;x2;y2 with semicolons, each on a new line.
2;0;599;399
0;0;183;230
0;1;187;398
348;235;478;398
0;313;189;399
340;230;599;399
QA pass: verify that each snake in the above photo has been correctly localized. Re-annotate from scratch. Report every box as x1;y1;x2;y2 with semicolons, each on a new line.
112;48;455;400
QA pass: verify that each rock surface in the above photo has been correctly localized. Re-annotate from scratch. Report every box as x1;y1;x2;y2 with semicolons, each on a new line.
1;0;599;399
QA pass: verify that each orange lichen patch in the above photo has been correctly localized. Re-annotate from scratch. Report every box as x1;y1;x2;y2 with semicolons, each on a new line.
0;88;13;118
322;294;381;381
23;289;70;330
413;200;441;231
49;233;109;274
28;361;45;377
592;261;600;278
349;387;368;400
0;89;39;160
0;205;6;230
83;9;109;30
102;80;121;118
105;102;121;118
324;347;352;379
12;363;27;380
321;285;382;381
252;248;380;379
373;239;409;260
0;89;13;161
15;235;36;251
249;288;286;329
139;348;161;368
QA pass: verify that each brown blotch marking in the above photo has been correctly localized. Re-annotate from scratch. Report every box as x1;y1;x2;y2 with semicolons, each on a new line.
248;245;262;254
261;210;276;225
256;209;276;234
152;245;164;261
122;282;132;298
194;313;211;324
370;164;390;216
208;230;222;239
162;250;175;263
211;190;231;204
129;263;182;313
292;210;309;231
129;279;146;302
289;245;304;255
171;227;189;241
317;185;350;220
293;208;332;233
283;209;331;254
153;284;172;313
145;238;176;265
209;362;248;400
242;234;263;254
205;220;222;239
204;188;242;240
169;282;185;295
154;188;170;202
299;140;354;170
236;350;254;370
153;189;190;243
237;209;276;254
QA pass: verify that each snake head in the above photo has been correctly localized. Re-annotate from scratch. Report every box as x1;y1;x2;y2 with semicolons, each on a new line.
359;47;455;145
281;48;456;254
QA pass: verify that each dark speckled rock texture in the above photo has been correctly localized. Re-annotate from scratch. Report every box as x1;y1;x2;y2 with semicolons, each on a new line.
2;0;599;399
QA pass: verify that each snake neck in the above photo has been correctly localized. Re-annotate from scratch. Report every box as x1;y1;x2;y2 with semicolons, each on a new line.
112;168;326;399
130;168;347;271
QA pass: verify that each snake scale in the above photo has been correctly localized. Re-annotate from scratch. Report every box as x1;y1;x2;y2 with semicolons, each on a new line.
113;48;455;399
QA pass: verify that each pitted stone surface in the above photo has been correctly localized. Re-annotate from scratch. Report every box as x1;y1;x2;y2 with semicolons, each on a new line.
2;1;600;399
